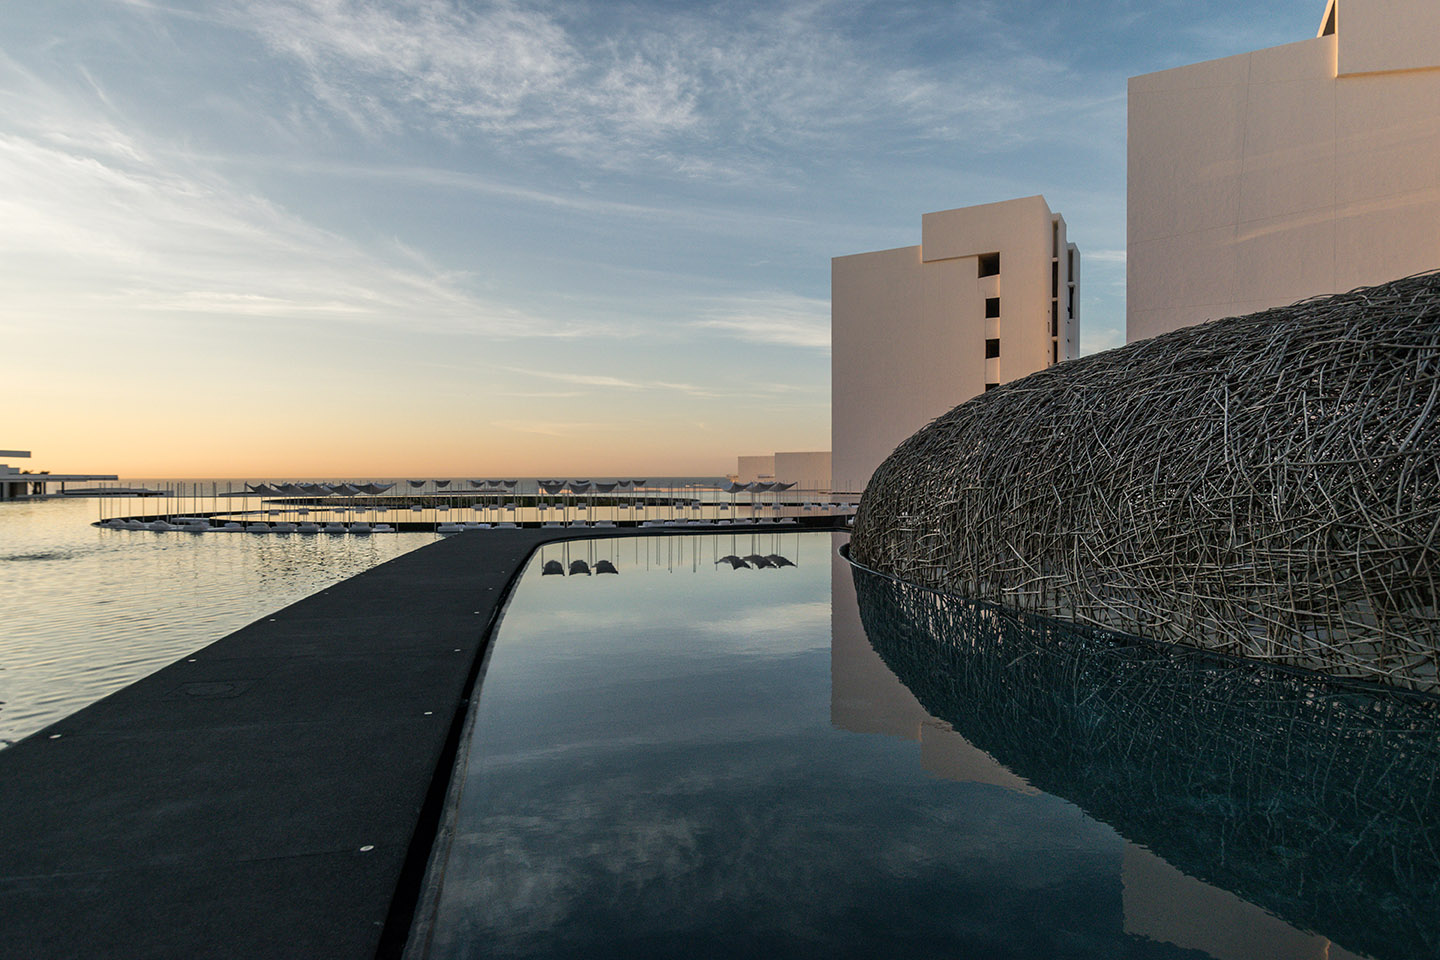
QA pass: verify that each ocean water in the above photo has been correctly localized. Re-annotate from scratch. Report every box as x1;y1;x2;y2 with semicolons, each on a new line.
0;474;762;747
0;497;433;746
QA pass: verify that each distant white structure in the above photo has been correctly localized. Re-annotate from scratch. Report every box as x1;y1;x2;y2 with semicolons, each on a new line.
774;451;831;492
736;455;776;484
0;449;118;500
831;196;1079;494
1127;0;1440;341
733;451;832;491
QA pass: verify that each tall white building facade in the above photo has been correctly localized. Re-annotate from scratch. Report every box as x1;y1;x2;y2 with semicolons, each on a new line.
1128;0;1440;342
831;196;1079;494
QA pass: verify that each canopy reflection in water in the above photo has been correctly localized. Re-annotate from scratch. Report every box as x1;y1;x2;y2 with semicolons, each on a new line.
850;560;1440;960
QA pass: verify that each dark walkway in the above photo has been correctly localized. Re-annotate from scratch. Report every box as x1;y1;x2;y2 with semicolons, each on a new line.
0;521;845;960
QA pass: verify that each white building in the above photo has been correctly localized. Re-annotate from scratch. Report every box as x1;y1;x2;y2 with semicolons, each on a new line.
1127;0;1440;342
0;449;117;500
736;455;776;484
831;196;1079;494
733;451;833;491
774;451;831;492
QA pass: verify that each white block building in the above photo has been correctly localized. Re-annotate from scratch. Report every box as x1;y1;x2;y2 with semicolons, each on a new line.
831;196;1079;494
733;451;833;491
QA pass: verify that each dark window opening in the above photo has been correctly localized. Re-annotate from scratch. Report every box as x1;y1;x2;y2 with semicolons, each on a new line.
985;297;1001;318
984;382;999;392
1068;287;1076;318
1051;261;1060;298
1052;341;1059;364
1050;306;1058;337
977;252;1000;277
1052;221;1060;257
985;338;1000;359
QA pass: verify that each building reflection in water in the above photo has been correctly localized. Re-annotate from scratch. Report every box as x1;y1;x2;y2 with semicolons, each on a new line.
832;546;1437;960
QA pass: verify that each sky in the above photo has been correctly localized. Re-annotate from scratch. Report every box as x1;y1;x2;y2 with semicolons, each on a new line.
2;0;1325;478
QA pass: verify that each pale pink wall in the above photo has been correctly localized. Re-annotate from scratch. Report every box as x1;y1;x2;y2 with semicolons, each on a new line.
1128;4;1440;342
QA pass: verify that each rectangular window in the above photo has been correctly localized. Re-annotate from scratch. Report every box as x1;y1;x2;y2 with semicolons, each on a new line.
985;297;1000;318
1052;341;1059;364
984;382;998;392
985;338;1000;358
1050;304;1058;336
1051;261;1059;298
977;252;1000;277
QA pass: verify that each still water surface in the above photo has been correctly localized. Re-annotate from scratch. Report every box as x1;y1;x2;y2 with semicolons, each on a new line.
419;532;1438;959
0;498;431;745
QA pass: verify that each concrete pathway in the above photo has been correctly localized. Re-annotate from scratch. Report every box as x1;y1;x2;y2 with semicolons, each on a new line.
0;521;845;960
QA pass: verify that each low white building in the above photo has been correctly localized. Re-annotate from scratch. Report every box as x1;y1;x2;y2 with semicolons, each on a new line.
0;449;118;500
733;451;832;491
774;451;831;492
831;196;1079;494
1127;0;1440;341
735;455;776;484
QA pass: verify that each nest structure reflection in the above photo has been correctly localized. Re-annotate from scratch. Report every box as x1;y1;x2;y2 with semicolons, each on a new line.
851;563;1440;960
851;273;1440;691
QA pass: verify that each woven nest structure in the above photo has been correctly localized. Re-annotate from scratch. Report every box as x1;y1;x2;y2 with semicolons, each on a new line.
851;271;1440;692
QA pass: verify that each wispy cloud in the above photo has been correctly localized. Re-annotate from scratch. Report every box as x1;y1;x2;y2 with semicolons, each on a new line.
491;419;613;437
693;294;830;350
0;54;583;339
503;367;736;400
495;390;586;399
1082;325;1126;355
506;364;812;402
225;0;1066;177
508;369;649;391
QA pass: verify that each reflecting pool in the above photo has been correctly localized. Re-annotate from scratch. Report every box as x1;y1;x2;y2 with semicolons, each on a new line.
415;532;1438;960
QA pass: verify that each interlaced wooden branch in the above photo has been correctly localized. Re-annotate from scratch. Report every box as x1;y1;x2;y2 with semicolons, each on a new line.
851;272;1440;692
